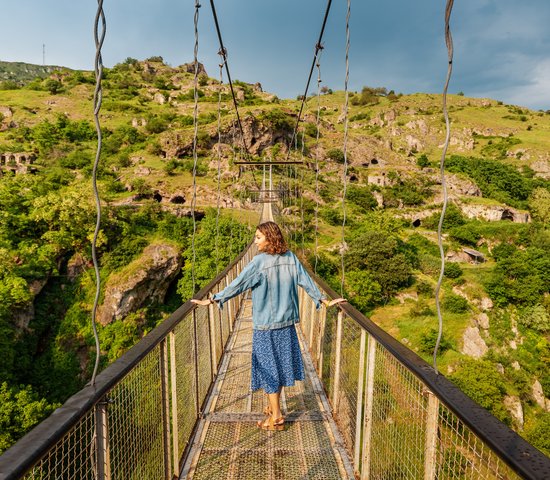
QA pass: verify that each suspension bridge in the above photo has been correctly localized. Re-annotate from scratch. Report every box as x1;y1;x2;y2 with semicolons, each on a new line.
1;0;550;478
0;199;549;479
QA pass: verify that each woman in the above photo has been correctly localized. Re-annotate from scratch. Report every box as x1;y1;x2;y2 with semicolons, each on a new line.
192;221;345;431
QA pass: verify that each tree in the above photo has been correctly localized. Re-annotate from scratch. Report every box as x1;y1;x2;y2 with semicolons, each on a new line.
177;212;250;300
44;78;62;95
343;270;381;311
0;382;60;454
529;187;550;225
345;231;413;299
449;359;510;424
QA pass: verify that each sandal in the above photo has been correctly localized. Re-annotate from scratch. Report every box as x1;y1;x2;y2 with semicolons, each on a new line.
257;416;285;431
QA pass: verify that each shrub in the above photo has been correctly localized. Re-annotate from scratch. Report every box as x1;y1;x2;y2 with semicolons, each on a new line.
526;413;550;456
319;207;343;226
145;116;169;134
145;56;164;63
416;280;433;296
416;154;430;169
44;78;63;94
443;293;469;313
304;122;319;137
444;262;463;279
424;203;466;231
519;304;550;332
0;80;19;90
419;328;452;354
326;148;345;164
346;185;377;212
449;359;510;424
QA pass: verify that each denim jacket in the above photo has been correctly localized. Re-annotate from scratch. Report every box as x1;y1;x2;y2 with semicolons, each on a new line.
212;251;324;330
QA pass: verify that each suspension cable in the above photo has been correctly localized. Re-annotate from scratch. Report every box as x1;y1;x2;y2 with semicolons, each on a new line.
313;54;323;274
90;0;106;386
190;0;201;294
299;130;306;256
433;0;455;373
339;0;351;297
286;0;333;160
215;52;225;274
209;0;248;152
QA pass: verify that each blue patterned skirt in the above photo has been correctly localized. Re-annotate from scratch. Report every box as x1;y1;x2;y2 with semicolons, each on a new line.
250;324;304;394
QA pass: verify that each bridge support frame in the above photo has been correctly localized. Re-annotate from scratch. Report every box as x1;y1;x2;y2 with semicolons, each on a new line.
332;311;344;410
160;339;172;480
94;398;111;480
424;390;440;480
361;336;377;480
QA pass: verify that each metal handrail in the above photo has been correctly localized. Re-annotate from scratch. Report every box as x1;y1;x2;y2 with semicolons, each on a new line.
305;269;550;480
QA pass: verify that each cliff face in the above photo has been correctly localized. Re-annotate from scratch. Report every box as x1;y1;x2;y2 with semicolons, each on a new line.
98;242;182;326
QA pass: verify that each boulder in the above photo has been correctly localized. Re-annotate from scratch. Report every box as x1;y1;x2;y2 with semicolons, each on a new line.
532;380;550;411
461;326;488;358
0;106;13;118
503;395;524;429
98;242;182;325
475;312;490;330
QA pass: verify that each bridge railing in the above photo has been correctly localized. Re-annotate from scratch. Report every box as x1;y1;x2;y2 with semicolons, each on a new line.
2;239;549;479
0;244;256;480
298;270;550;480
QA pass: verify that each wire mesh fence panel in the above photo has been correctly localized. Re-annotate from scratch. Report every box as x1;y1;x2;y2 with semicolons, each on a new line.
211;284;224;367
108;345;165;480
435;403;522;479
218;281;231;347
22;410;96;480
173;314;198;456
367;341;428;480
331;314;363;460
195;306;213;405
320;307;339;402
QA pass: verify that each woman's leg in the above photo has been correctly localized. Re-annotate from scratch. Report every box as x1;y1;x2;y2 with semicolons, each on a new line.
267;388;283;419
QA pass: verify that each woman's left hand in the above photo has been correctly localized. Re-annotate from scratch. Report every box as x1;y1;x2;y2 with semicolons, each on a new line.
322;298;347;307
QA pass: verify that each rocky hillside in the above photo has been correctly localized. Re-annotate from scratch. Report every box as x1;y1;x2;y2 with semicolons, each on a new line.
0;60;68;86
0;57;549;455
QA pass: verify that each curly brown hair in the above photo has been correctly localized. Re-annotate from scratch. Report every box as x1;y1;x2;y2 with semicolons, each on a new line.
257;221;288;255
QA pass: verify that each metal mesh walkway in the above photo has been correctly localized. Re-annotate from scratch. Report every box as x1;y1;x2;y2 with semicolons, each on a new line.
181;297;355;479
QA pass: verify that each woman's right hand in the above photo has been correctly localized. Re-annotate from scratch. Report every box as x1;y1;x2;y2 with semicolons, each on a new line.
191;298;213;306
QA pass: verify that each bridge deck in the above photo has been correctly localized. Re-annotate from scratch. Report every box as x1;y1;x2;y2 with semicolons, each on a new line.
181;297;355;479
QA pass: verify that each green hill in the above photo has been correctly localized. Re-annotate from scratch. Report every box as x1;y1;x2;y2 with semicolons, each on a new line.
0;60;69;86
0;57;549;455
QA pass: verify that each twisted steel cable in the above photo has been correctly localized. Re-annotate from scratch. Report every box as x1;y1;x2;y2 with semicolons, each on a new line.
286;0;333;160
191;0;201;294
209;0;248;152
90;0;106;386
215;53;225;274
314;56;323;274
339;0;351;297
433;0;455;373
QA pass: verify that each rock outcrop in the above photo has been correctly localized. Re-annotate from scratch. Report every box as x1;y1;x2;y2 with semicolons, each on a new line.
458;203;530;223
532;380;550;412
461;325;488;358
504;395;524;429
98;242;182;325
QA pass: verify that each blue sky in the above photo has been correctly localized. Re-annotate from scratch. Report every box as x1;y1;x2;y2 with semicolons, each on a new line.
2;1;549;110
